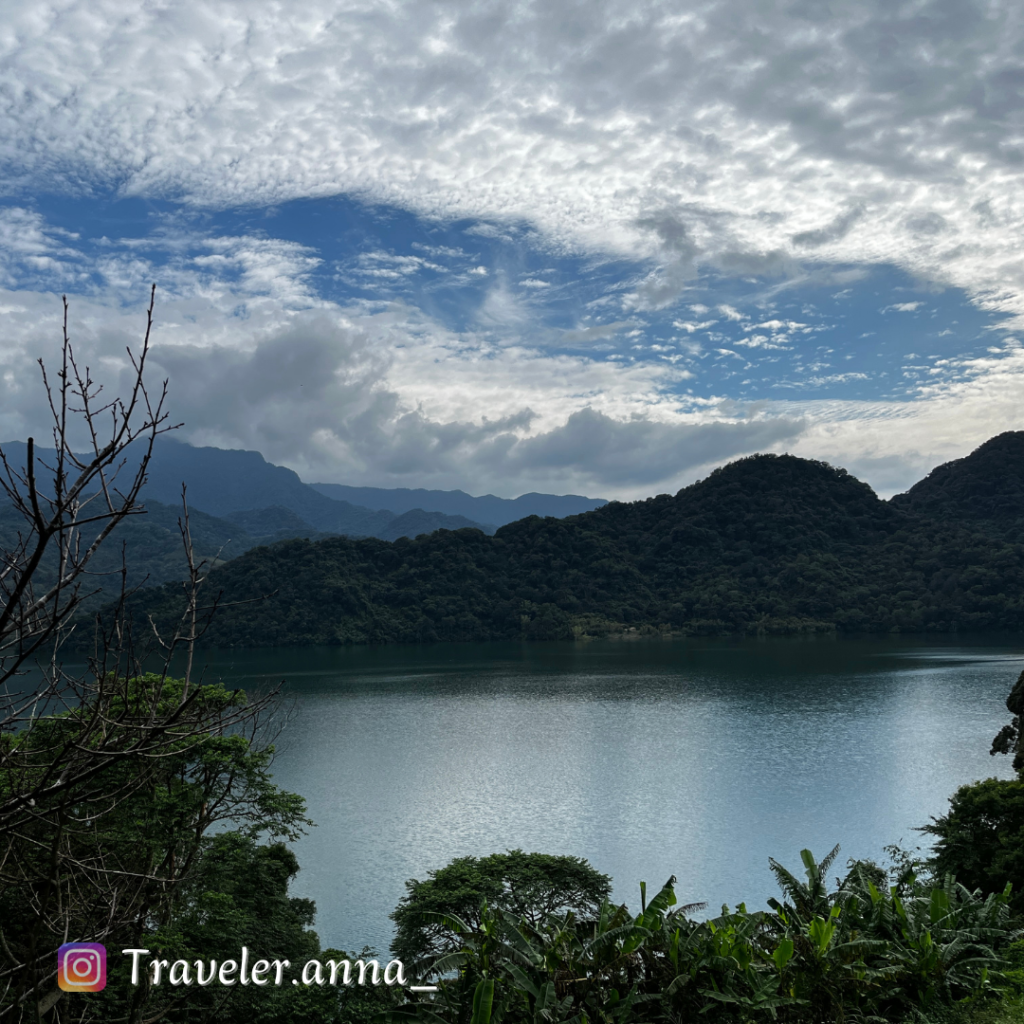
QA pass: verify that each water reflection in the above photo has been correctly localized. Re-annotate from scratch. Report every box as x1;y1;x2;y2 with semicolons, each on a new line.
112;637;1024;951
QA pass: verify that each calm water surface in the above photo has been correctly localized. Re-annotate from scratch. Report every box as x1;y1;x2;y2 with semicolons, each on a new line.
181;636;1022;954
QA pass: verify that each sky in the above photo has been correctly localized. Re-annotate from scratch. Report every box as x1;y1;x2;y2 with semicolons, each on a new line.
2;0;1024;500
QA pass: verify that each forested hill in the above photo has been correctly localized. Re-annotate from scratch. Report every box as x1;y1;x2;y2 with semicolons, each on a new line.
890;430;1024;538
115;442;1024;646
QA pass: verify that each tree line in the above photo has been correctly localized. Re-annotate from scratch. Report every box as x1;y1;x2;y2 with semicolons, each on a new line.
118;448;1024;647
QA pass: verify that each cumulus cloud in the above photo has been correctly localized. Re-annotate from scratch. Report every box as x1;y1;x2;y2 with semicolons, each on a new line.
0;264;788;496
631;211;701;308
137;308;803;493
792;208;864;249
502;408;806;488
156;314;807;491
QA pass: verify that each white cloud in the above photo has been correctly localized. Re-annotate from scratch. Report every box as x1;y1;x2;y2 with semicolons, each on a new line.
882;301;925;313
496;408;805;488
735;335;788;350
6;1;1024;500
559;321;633;344
673;319;717;333
0;238;790;497
3;0;1024;323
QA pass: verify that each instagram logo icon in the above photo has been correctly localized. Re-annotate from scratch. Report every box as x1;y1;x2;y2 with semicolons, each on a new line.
57;944;106;992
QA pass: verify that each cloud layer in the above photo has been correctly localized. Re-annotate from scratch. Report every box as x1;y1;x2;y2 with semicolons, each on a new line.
4;264;1022;501
4;1;1024;497
4;0;1024;315
0;279;807;496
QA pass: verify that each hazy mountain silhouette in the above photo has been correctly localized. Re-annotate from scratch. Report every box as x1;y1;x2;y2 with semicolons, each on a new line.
0;438;494;540
310;482;606;526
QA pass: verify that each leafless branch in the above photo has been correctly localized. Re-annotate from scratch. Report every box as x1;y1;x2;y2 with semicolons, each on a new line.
0;291;288;1023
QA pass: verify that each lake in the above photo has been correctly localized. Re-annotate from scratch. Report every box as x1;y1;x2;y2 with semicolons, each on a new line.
175;635;1021;955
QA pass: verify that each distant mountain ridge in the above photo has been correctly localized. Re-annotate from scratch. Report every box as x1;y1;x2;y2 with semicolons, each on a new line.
309;483;606;526
135;441;603;535
0;439;494;541
118;432;1024;647
138;441;491;537
0;494;334;611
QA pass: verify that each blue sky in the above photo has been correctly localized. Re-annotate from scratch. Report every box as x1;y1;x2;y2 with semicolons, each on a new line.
2;1;1024;498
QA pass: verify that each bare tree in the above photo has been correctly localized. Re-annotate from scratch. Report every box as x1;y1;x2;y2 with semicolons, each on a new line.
0;291;296;1023
0;285;172;828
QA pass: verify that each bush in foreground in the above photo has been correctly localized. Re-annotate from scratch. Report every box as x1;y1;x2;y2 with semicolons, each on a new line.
384;847;1019;1024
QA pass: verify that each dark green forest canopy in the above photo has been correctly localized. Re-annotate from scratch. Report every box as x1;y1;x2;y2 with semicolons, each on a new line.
891;431;1024;538
108;434;1024;646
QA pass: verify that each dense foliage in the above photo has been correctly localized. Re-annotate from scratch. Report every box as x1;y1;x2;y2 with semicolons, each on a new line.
391;851;613;971
891;432;1024;539
0;673;311;1021
77;832;388;1024
926;778;1024;913
383;847;1021;1024
117;436;1024;646
47;841;1024;1024
926;668;1024;914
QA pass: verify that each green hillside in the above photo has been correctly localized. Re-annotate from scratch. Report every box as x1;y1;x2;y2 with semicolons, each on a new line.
107;446;1024;646
890;430;1024;537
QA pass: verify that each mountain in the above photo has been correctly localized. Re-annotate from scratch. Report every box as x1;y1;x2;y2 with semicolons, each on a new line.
139;439;344;522
137;440;494;537
376;508;488;542
0;495;334;612
113;448;1024;647
890;431;1024;538
309;482;604;526
0;439;493;541
223;506;318;535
